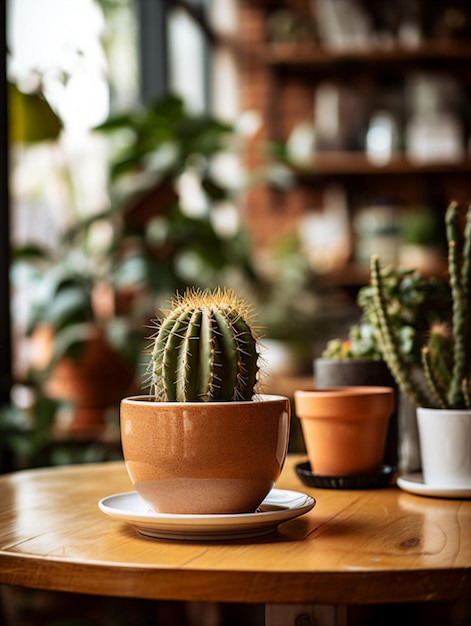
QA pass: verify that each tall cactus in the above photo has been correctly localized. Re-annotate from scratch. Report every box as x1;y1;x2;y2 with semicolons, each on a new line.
147;288;261;402
370;201;471;409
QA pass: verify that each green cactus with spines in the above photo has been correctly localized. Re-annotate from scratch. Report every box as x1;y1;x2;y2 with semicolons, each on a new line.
445;202;471;407
370;201;471;409
423;324;454;408
147;288;261;402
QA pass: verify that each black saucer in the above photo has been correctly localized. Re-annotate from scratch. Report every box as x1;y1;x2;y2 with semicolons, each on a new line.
295;461;396;490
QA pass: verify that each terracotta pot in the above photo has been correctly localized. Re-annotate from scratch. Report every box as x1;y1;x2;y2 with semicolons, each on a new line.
45;331;136;431
314;358;399;467
417;407;471;489
294;387;394;476
120;394;290;514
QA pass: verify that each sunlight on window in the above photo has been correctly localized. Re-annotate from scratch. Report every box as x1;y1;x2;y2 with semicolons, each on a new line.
168;7;206;114
7;0;139;242
8;0;110;134
7;0;136;379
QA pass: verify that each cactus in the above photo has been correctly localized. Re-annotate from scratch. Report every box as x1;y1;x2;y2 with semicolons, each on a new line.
370;201;471;409
147;288;261;402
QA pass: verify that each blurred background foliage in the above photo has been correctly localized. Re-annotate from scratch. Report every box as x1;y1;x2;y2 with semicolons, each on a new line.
4;80;320;471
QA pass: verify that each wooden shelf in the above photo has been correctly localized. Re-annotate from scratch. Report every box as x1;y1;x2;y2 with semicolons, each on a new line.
266;40;471;67
282;152;471;178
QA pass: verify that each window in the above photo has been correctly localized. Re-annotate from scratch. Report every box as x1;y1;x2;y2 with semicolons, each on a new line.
4;0;241;390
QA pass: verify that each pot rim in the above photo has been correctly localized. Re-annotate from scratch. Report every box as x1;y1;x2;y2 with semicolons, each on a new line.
417;406;471;415
121;393;289;407
295;386;393;398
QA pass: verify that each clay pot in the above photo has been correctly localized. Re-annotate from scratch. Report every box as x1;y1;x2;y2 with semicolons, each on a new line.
294;387;394;476
314;358;400;468
120;394;290;514
45;330;136;431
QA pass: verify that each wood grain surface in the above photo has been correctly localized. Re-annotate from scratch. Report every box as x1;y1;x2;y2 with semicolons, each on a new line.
0;455;469;605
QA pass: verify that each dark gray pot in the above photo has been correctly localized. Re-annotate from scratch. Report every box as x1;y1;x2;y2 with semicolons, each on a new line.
314;358;395;388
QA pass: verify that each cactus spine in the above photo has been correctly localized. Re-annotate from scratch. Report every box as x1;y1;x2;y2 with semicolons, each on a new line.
148;288;261;402
371;201;471;409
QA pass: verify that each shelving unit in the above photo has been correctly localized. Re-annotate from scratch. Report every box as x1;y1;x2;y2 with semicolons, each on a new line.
238;1;471;286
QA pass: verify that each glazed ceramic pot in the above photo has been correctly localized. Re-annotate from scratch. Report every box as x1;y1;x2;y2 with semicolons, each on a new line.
294;387;394;476
417;407;471;489
120;394;290;514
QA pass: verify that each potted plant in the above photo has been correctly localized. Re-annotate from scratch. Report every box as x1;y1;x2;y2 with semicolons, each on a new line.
316;266;450;469
120;287;291;515
370;201;471;491
13;225;142;432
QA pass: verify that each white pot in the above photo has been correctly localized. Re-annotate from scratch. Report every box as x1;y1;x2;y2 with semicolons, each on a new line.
417;407;471;488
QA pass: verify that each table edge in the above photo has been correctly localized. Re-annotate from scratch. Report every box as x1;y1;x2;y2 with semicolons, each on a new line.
1;550;470;604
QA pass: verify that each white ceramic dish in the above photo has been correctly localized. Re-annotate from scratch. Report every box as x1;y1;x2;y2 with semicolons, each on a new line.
397;473;471;499
98;488;315;540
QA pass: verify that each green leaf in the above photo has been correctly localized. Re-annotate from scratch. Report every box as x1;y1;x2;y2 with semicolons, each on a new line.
9;82;62;144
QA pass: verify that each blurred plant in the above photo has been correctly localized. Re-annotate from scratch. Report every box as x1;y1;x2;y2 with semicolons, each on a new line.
400;205;445;247
93;94;260;321
252;232;341;375
0;384;125;473
0;394;56;472
12;223;143;378
12;94;263;388
7;92;274;461
256;233;319;340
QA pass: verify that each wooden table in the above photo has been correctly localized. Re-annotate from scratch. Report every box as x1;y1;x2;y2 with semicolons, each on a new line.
0;455;470;625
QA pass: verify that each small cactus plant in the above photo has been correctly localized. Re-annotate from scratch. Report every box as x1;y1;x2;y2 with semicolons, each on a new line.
370;201;471;409
147;288;261;402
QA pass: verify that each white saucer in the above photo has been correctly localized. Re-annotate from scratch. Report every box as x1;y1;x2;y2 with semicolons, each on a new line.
98;488;316;541
397;473;471;499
